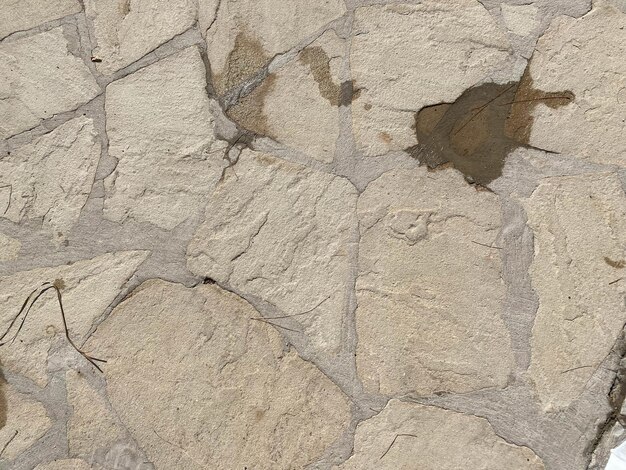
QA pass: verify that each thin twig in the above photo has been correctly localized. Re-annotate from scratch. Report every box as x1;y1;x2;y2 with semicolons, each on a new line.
253;296;331;320
0;430;17;458
379;433;418;460
250;317;300;333
471;240;502;250
609;278;623;286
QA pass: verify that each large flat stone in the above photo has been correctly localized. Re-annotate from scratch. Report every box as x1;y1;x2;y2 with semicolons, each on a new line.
0;0;81;39
0;28;100;139
187;150;358;353
523;173;626;410
0;251;148;386
86;279;352;469
0;233;21;262
356;167;513;395
351;1;516;157
0;117;100;243
336;399;544;469
520;2;626;167
84;0;196;74
103;47;220;230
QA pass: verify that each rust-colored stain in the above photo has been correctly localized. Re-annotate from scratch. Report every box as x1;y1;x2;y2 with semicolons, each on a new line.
406;69;574;186
227;74;277;139
605;257;626;269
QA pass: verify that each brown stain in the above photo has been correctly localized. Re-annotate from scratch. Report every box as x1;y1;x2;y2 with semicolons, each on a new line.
299;46;358;106
406;72;574;186
605;257;626;269
119;0;131;17
214;31;270;96
227;74;277;139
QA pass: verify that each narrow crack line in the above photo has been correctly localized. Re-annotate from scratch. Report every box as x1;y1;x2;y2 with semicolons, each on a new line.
609;278;623;285
0;430;18;457
0;184;12;215
453;83;516;136
471;240;502;249
379;433;418;460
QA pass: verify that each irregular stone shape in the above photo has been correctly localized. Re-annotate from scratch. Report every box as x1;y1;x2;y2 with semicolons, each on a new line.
34;460;92;470
0;233;21;262
0;251;148;387
187;150;358;352
336;400;544;469
0;382;51;460
523;173;626;410
86;279;351;469
66;369;125;459
356;167;513;396
523;2;626;167
103;47;221;230
205;0;345;94
228;30;343;162
84;0;196;74
0;0;81;39
0;117;100;243
351;1;516;157
0;28;100;139
500;4;540;37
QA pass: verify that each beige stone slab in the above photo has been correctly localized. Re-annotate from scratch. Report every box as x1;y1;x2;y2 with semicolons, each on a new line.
0;0;81;39
86;279;351;469
84;0;196;74
187;149;358;353
0;28;100;139
0;233;21;262
0;251;148;386
34;460;92;470
205;0;345;94
0;382;51;460
500;4;540;37
0;117;100;243
523;173;626;410
103;47;221;230
524;3;626;167
228;30;344;162
335;399;544;469
351;0;516;157
356;167;513;396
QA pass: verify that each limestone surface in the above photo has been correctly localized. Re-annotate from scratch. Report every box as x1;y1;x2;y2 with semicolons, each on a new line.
84;0;196;74
0;251;148;386
86;279;352;469
523;173;626;410
0;234;20;262
34;460;92;470
351;0;517;157
0;27;100;139
103;47;220;230
336;399;544;469
356;167;513;396
0;117;100;242
0;0;81;39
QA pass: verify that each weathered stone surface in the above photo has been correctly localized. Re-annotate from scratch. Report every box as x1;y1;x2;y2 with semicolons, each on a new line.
187;150;358;352
0;382;51;460
228;30;343;162
0;0;81;39
523;173;626;410
336;399;544;469
351;1;516;157
356;167;513;395
0;251;148;386
0;117;100;243
500;4;540;37
34;460;92;470
66;369;125;459
523;2;626;167
0;28;100;139
84;0;196;74
103;47;221;230
0;233;21;262
205;0;345;94
86;279;351;469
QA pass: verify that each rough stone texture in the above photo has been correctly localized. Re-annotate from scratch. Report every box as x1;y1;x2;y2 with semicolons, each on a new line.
0;251;148;386
523;173;626;410
0;117;100;243
0;383;51;460
205;0;345;94
187;150;358;353
0;0;81;40
34;460;92;470
351;1;518;157
84;0;196;75
103;47;220;230
0;234;20;262
336;399;544;469
86;279;352;469
523;1;626;167
356;167;513;396
0;27;100;139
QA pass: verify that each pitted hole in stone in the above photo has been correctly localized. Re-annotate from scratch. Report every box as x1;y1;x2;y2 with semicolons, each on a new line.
405;68;574;186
